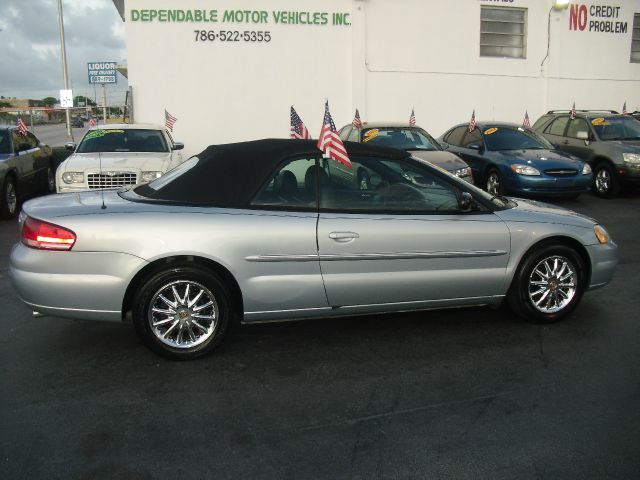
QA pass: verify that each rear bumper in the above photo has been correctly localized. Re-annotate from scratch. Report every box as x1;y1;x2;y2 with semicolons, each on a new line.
585;241;618;290
8;243;147;321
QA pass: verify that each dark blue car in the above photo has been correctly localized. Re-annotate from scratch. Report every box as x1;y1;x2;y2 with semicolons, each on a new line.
439;122;593;198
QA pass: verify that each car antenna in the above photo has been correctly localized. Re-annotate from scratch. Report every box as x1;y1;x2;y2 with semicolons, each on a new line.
99;150;106;210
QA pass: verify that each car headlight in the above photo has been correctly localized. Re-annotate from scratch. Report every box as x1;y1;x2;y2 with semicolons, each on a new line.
594;225;610;244
453;167;472;178
61;172;84;184
582;163;592;175
141;171;163;182
622;153;640;164
511;164;540;176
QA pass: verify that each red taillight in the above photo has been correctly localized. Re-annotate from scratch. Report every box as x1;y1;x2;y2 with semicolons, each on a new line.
22;217;76;251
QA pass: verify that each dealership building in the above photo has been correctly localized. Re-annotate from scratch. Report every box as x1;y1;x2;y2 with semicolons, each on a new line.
114;0;640;157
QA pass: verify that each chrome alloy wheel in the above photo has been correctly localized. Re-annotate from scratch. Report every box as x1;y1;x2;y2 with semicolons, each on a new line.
148;280;219;349
486;172;500;196
5;181;17;215
595;168;610;194
528;256;577;314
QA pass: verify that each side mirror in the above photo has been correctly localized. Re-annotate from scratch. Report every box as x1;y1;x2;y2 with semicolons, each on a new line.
468;143;484;152
65;142;76;152
459;191;473;212
172;142;184;151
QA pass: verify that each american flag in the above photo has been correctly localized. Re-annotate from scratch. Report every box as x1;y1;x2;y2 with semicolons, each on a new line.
165;109;177;131
622;101;627;115
468;110;476;132
17;117;28;136
409;108;416;127
570;102;576;119
352;108;362;129
317;101;351;168
522;111;531;128
290;106;311;139
89;117;97;127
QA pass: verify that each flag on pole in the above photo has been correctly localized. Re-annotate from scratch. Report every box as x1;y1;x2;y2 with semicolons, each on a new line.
622;101;627;115
89;117;97;127
570;102;576;119
17;117;28;136
522;111;531;128
164;109;177;131
409;108;416;127
290;106;311;139
468;110;477;132
352;108;362;129
317;100;351;167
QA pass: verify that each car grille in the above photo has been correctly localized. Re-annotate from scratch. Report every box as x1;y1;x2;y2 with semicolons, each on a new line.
544;169;578;177
87;172;137;189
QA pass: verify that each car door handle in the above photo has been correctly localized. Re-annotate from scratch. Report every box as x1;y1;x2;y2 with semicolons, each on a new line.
562;140;570;145
329;231;360;241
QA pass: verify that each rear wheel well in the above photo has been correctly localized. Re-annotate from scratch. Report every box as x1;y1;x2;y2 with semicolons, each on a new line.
122;255;244;322
511;236;591;288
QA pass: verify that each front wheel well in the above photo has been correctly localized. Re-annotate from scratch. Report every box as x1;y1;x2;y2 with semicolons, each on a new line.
122;255;244;322
511;236;592;288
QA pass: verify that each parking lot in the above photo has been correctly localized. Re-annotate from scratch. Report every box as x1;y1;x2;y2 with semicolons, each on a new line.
1;190;639;479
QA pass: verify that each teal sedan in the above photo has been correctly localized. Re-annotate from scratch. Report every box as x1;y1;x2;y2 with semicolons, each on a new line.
0;126;55;219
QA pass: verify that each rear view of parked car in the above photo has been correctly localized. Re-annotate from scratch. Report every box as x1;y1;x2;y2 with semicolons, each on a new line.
533;110;640;198
439;122;592;198
0;126;55;219
57;124;185;193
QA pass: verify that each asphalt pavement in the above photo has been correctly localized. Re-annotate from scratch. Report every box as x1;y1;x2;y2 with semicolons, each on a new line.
1;191;639;479
31;123;89;147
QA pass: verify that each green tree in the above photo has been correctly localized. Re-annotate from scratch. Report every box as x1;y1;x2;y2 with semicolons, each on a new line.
42;97;58;107
0;101;12;108
74;95;96;107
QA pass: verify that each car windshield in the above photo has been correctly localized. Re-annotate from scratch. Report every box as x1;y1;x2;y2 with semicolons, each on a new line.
0;130;10;154
590;116;640;141
76;129;168;153
361;127;441;151
483;126;554;151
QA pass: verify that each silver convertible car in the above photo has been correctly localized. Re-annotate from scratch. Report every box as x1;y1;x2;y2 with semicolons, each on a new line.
9;139;617;359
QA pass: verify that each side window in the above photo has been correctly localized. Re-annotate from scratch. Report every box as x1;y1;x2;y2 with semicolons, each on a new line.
545;117;569;136
319;156;462;213
348;127;360;142
338;126;351;141
25;132;40;149
565;118;590;139
12;131;26;153
461;129;483;148
251;157;318;209
444;126;466;146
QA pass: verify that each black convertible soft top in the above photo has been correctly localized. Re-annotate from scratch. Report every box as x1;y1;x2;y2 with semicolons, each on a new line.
135;138;410;207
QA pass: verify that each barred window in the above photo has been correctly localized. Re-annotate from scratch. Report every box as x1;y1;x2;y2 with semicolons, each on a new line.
632;13;640;63
480;6;527;59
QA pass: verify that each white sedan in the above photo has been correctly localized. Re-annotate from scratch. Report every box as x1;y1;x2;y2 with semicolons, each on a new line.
56;123;185;192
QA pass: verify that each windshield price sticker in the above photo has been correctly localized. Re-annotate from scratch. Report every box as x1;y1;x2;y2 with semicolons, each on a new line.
363;129;379;142
591;117;607;125
484;127;498;135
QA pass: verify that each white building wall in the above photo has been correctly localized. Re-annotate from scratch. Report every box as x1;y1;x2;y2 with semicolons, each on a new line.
125;0;640;157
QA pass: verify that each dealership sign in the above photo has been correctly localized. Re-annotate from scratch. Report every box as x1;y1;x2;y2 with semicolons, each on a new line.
87;62;118;84
569;4;628;33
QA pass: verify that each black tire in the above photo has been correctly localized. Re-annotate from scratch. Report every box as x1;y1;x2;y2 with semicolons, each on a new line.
356;169;371;190
132;265;231;360
485;168;503;196
0;175;18;220
507;243;586;324
593;163;620;198
45;163;56;194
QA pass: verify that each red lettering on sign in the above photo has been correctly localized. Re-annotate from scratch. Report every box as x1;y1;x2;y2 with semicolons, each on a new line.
569;4;587;31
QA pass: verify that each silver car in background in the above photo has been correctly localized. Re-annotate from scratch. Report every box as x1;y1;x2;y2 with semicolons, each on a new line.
10;139;617;359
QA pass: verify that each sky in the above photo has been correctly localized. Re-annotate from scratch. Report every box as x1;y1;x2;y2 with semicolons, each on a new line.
0;0;127;105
